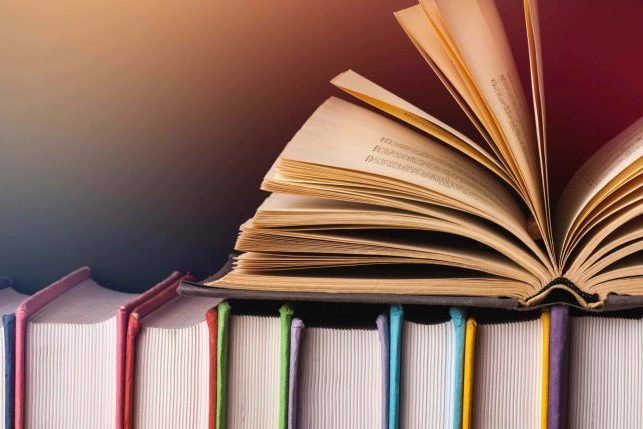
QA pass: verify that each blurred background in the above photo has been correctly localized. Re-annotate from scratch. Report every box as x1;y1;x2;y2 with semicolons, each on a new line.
1;0;642;293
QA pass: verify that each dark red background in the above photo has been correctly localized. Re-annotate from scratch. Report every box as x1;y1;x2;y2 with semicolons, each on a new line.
1;0;641;292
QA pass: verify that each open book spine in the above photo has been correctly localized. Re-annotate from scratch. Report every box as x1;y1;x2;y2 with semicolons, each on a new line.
179;258;643;311
14;266;91;429
547;306;569;429
3;314;16;429
118;271;184;429
122;273;189;429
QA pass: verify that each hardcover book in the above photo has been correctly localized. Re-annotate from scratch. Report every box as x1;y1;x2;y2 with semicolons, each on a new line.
387;305;466;429
216;301;293;429
464;309;550;429
185;0;643;310
1;278;27;429
123;275;220;429
567;309;643;428
287;303;388;429
13;267;182;429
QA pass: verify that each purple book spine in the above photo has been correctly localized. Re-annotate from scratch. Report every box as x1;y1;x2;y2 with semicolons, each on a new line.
288;318;304;429
548;305;570;429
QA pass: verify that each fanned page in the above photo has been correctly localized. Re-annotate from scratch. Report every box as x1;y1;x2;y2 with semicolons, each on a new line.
556;117;643;265
262;97;547;270
523;0;551;244
330;70;514;187
248;194;550;282
212;96;557;300
268;97;524;229
397;0;550;249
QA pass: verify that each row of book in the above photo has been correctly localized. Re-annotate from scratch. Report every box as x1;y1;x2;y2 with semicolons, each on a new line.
0;267;641;428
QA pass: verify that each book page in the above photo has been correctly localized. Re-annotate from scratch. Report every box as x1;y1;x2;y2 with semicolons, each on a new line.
273;97;528;240
420;0;548;244
394;5;502;168
254;193;551;282
330;70;514;186
523;0;551;246
235;227;537;284
556;116;643;257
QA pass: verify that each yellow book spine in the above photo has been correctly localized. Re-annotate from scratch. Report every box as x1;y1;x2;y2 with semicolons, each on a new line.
541;310;550;429
462;317;477;429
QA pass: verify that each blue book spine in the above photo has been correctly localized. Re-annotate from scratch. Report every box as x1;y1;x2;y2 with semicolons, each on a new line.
388;305;403;429
3;313;16;429
450;308;466;429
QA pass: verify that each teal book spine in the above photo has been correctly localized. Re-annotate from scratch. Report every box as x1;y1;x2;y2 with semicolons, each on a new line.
388;305;403;429
450;308;466;429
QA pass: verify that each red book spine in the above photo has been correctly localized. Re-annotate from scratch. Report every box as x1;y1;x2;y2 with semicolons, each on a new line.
206;307;219;429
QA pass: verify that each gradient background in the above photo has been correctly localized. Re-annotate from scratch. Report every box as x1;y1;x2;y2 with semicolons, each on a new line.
1;0;642;293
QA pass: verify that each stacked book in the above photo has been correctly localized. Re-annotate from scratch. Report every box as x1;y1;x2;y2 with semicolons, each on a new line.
1;0;642;427
3;269;643;428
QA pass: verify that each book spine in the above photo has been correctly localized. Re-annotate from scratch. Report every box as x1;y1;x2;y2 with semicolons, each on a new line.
14;266;91;429
461;317;477;429
287;318;304;429
206;308;218;429
541;310;551;429
122;314;141;429
3;314;16;429
216;302;231;429
450;308;466;429
278;305;294;429
116;271;183;429
547;305;569;429
388;305;403;429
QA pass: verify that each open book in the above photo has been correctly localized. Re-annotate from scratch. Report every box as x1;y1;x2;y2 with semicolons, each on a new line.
207;0;643;309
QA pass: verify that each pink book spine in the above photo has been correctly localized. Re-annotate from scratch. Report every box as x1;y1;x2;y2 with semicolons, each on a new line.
115;271;183;429
14;267;92;429
122;274;194;429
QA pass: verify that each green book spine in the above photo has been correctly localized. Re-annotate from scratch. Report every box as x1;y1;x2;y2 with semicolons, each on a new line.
216;301;231;429
278;304;295;429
